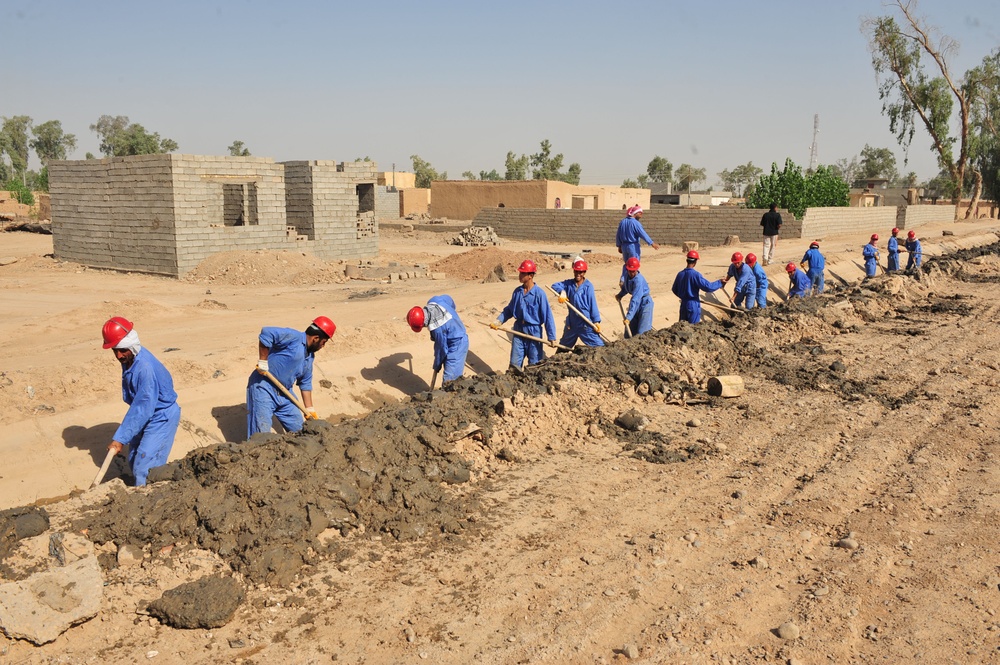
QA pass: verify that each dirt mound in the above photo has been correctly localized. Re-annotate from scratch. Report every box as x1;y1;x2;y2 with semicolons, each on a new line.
183;250;348;286
431;248;617;281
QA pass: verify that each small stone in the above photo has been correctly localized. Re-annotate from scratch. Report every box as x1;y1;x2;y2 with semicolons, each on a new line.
777;622;800;640
404;627;416;643
146;652;158;659
430;272;447;280
837;538;860;550
588;423;604;438
686;418;701;428
117;543;143;566
683;532;697;542
622;644;639;659
812;586;830;597
750;556;768;570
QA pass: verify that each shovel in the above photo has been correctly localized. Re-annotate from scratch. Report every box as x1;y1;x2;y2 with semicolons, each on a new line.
617;299;632;338
482;322;572;351
543;284;612;344
429;368;439;391
259;369;313;418
91;448;117;488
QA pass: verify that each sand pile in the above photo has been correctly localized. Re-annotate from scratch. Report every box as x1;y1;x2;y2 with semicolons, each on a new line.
184;250;348;286
431;248;617;281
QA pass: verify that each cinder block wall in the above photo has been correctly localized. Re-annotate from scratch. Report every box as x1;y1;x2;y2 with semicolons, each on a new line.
50;155;180;274
285;160;379;261
171;155;290;275
376;186;401;220
898;205;959;229
799;207;897;239
472;208;801;247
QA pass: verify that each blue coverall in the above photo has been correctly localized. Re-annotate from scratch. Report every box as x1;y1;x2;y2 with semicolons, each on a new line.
887;236;900;271
905;237;922;270
615;216;655;263
618;271;654;335
788;268;812;298
750;262;769;309
246;327;314;438
551;278;604;347
497;284;557;368
801;247;826;293
427;295;469;382
671;267;723;324
727;262;756;309
114;349;180;486
862;243;880;277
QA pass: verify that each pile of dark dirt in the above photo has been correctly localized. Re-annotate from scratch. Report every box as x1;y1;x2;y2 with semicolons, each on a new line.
60;250;982;591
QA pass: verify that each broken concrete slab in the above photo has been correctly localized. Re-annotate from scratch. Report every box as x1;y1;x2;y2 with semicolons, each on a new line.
0;555;103;645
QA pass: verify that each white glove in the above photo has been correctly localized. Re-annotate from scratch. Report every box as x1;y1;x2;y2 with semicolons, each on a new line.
257;359;269;373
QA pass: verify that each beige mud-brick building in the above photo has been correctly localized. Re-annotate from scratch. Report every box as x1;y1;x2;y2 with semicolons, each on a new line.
49;154;379;277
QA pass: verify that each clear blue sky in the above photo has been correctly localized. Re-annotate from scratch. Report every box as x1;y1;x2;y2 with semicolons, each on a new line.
3;0;997;186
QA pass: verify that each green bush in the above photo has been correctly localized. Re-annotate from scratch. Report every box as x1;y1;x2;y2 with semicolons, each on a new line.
4;179;34;206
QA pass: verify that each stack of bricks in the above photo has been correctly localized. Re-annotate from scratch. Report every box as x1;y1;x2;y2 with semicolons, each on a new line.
898;205;959;229
375;186;401;220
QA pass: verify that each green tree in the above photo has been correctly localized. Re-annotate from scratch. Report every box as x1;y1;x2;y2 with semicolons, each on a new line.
748;158;848;218
504;151;529;180
859;144;899;182
645;156;673;183
462;170;476;180
718;161;763;196
1;115;33;175
480;169;501;181
903;171;919;187
30;120;76;165
85;152;95;160
3;178;34;205
621;178;640;188
228;140;251;156
675;163;707;198
410;154;445;188
864;0;998;219
90;115;178;157
529;140;581;184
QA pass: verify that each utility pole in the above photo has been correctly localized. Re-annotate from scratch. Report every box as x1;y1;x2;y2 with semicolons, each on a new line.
808;114;820;172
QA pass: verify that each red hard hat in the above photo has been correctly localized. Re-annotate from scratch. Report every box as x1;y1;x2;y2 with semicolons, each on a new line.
518;259;537;273
102;316;133;349
731;252;743;263
810;241;819;248
892;227;900;235
785;262;796;273
907;230;916;239
312;316;336;339
406;306;425;332
572;259;588;272
686;250;699;261
870;233;879;242
746;253;757;265
625;257;640;271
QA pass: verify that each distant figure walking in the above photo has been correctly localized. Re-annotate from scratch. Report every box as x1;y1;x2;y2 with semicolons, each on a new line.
760;203;782;266
616;205;659;282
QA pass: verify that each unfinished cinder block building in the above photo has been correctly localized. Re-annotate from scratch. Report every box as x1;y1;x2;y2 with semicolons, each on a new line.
49;154;379;276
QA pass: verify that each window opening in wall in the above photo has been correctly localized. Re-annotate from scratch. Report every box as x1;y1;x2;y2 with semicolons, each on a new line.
356;183;375;214
222;182;258;226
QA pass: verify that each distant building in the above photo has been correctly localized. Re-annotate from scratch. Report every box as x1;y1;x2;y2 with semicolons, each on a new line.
428;180;650;220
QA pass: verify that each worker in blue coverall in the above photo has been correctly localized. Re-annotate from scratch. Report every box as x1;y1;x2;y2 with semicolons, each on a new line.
903;230;922;270
492;259;557;369
887;227;902;272
863;234;881;278
671;250;724;323
616;206;659;283
746;253;769;309
551;258;604;348
722;251;756;309
246;316;335;439
800;241;826;294
101;317;180;486
617;256;655;335
407;295;469;384
785;263;812;298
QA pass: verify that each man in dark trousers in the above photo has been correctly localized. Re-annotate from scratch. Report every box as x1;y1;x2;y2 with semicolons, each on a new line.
760;203;782;266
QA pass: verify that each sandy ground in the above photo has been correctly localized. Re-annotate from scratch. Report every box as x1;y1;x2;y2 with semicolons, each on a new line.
1;216;1000;663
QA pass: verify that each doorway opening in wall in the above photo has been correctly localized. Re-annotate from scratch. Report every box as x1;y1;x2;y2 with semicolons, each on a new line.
223;182;259;226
